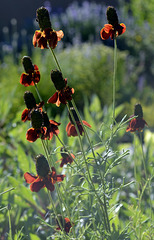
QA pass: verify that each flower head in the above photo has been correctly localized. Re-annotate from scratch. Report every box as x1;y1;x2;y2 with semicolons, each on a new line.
100;6;126;40
47;70;74;107
33;7;64;49
126;104;148;132
21;91;44;122
20;56;40;86
24;154;65;192
26;109;46;142
42;111;61;140
57;148;75;167
66;107;91;137
56;216;73;233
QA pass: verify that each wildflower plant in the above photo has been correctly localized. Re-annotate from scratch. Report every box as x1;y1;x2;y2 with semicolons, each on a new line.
4;4;152;240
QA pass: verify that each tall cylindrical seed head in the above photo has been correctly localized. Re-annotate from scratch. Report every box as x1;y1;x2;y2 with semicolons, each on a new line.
35;154;50;178
134;103;143;118
24;91;36;109
31;109;43;129
36;7;52;31
106;6;119;26
51;70;66;91
22;56;34;73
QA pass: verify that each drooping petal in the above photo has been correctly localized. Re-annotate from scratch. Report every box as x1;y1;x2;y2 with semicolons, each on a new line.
119;23;126;35
56;174;65;182
26;128;39;142
56;30;64;41
20;73;34;87
24;172;37;183
100;27;111;40
21;109;30;122
48;31;58;49
44;178;55;191
30;178;45;192
82;120;91;128
47;92;58;104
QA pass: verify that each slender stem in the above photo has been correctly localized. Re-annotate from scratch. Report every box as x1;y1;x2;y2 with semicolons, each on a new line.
34;83;43;102
49;47;62;72
139;132;147;179
112;37;117;133
47;191;67;238
71;99;110;232
67;103;109;232
8;204;13;240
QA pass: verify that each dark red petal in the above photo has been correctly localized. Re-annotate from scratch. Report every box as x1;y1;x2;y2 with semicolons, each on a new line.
82;120;91;128
48;31;58;49
24;172;37;183
47;92;58;104
56;174;65;182
44;179;55;191
21;109;30;122
26;128;39;142
20;73;34;87
30;178;45;192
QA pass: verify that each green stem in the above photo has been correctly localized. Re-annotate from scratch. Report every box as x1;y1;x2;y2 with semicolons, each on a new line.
139;132;147;179
67;103;109;232
34;83;43;102
112;37;117;134
71;99;111;232
8;204;13;240
49;47;62;72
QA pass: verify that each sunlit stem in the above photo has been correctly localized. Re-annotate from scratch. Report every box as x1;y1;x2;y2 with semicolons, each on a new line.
8;204;13;240
71;99;111;232
34;83;43;102
67;103;109;232
49;47;62;72
112;37;117;134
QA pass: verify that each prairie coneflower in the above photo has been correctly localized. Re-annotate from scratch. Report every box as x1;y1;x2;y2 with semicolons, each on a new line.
126;104;148;132
66;107;91;137
33;7;64;49
57;148;75;167
56;216;73;233
47;70;74;107
20;56;40;86
24;154;65;192
100;6;126;40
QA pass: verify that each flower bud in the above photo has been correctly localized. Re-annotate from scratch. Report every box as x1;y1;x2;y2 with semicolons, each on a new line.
36;7;52;31
22;56;34;73
24;91;36;109
51;70;66;91
134;103;143;118
31;109;43;129
69;107;80;123
42;111;50;127
106;6;119;26
35;154;50;177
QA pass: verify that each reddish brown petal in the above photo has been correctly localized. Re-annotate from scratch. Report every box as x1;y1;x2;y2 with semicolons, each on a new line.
21;109;30;122
100;28;111;40
82;120;91;128
120;23;126;35
38;37;48;49
20;73;34;87
56;174;65;182
44;179;55;191
47;92;58;104
30;178;45;192
24;172;37;183
48;31;58;49
26;128;39;142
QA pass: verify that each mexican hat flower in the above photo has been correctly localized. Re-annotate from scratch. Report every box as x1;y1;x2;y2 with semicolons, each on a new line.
26;109;47;142
56;216;73;233
66;107;91;137
57;148;75;167
21;91;44;122
126;104;148;132
24;154;65;192
20;56;40;86
100;6;126;40
42;111;61;140
47;70;74;107
33;7;64;49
